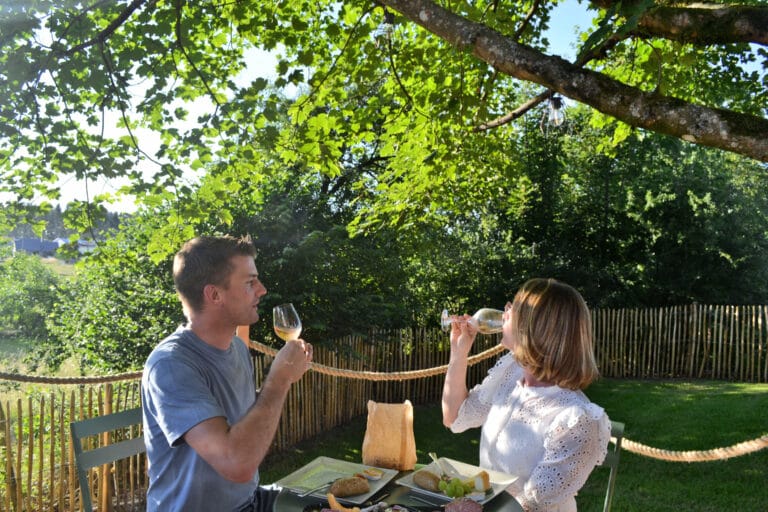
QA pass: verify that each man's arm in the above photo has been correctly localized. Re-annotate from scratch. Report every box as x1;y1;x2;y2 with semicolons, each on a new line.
184;339;312;483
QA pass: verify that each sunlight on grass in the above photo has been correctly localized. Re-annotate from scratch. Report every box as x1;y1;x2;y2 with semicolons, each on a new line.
40;256;76;276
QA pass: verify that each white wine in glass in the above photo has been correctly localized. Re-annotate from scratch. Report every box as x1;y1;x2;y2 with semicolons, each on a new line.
441;308;504;334
273;303;302;342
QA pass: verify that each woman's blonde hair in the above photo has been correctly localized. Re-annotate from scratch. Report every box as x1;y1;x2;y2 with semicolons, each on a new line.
510;278;598;390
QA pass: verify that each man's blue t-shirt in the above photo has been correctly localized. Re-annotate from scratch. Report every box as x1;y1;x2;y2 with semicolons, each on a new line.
141;326;259;511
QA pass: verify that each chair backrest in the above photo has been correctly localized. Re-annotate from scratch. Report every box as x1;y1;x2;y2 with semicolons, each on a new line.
599;420;624;512
70;407;146;512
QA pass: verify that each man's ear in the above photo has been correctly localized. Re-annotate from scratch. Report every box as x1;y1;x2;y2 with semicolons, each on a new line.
203;283;221;304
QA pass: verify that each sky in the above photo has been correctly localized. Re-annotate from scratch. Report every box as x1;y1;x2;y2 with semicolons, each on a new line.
53;0;594;214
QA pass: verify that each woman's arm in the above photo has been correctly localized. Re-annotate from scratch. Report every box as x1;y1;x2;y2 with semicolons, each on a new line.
441;315;477;427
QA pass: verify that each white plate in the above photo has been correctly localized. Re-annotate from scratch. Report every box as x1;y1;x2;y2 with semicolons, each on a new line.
395;457;518;505
275;456;398;505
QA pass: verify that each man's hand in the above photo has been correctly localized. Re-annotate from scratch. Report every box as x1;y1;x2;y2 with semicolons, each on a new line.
271;339;313;383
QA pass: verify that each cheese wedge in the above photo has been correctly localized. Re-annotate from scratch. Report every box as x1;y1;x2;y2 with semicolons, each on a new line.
473;470;491;492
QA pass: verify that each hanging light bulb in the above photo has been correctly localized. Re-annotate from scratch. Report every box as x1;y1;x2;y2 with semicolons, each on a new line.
373;8;395;47
547;95;566;127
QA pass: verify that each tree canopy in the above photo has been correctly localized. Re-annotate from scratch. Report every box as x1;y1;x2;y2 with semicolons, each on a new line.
381;0;767;159
1;0;766;246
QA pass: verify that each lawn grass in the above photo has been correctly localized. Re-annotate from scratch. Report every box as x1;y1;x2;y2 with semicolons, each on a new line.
40;256;76;277
579;379;768;512
262;378;768;512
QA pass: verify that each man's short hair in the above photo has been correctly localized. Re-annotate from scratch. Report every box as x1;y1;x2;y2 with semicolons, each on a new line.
173;235;256;313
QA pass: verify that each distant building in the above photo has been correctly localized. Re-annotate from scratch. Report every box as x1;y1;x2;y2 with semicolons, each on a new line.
11;237;99;257
13;238;59;256
77;239;97;254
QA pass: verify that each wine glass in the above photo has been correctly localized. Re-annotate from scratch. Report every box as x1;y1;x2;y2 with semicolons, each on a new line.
441;309;456;332
273;303;302;342
440;308;504;334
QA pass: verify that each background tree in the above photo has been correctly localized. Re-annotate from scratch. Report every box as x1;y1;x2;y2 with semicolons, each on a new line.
44;212;179;371
2;0;766;371
379;0;768;159
1;0;765;257
32;102;768;372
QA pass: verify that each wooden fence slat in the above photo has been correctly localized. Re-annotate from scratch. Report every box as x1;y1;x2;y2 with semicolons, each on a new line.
35;396;41;510
757;306;768;382
25;396;32;512
14;400;22;510
1;401;15;512
55;392;64;512
68;392;76;512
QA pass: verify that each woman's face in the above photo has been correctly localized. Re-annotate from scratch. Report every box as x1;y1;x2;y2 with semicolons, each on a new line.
501;301;517;351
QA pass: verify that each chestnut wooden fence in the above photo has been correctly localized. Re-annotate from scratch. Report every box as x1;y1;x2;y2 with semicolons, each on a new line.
2;304;768;511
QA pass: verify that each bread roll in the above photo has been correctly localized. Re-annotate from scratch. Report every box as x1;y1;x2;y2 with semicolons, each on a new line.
412;469;442;492
328;476;370;497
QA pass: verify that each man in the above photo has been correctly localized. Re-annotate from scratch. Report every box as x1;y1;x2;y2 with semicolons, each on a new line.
141;235;313;511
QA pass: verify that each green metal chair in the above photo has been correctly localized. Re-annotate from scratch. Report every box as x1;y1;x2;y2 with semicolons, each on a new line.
600;420;625;512
70;407;146;512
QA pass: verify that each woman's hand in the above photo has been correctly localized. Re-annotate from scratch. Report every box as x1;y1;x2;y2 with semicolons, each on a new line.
449;313;477;360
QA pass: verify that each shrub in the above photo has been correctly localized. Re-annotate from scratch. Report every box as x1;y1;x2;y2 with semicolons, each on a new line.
0;253;60;340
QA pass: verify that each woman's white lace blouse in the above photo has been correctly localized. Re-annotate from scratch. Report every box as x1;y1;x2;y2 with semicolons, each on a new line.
450;353;611;512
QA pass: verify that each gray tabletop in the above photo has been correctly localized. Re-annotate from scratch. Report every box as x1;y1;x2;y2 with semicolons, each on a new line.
273;474;524;511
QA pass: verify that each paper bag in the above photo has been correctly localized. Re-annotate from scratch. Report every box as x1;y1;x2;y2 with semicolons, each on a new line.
361;400;417;471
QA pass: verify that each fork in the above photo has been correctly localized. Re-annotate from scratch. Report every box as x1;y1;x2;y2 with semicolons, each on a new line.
298;479;334;497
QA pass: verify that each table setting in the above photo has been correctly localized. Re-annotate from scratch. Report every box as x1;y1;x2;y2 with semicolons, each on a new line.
272;455;523;512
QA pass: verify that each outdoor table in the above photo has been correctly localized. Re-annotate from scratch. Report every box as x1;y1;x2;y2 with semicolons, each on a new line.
273;470;524;511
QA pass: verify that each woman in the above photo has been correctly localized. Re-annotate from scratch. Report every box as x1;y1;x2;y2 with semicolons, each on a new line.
442;278;611;512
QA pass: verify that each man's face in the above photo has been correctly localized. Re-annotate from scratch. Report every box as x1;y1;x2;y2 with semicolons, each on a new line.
222;254;267;326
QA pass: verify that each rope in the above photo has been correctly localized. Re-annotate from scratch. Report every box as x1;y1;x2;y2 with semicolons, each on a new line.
0;370;142;384
621;435;768;462
0;341;505;385
3;342;768;463
248;340;506;381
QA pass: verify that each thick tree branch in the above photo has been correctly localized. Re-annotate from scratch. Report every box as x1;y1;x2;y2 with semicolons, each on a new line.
596;3;768;46
379;0;768;162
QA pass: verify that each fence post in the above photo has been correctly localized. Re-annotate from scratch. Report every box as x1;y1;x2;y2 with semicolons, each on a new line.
1;402;19;512
100;384;114;512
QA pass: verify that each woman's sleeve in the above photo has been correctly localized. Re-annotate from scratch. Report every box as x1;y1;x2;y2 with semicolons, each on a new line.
516;403;611;510
450;353;517;433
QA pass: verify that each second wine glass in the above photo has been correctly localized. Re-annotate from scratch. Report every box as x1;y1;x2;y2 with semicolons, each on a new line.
273;303;302;342
441;308;504;334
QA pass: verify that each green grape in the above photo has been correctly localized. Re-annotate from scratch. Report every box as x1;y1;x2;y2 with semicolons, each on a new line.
446;478;465;498
438;480;448;491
